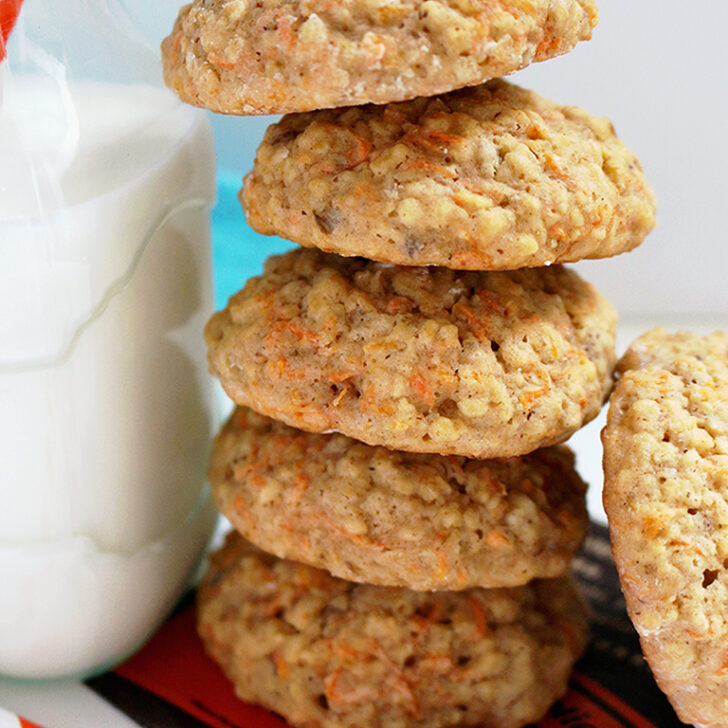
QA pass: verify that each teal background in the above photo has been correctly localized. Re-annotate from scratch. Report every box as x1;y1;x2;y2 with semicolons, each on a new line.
210;171;293;310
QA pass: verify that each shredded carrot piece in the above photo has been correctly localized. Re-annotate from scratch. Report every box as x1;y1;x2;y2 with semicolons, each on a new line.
545;157;577;191
641;516;662;539
590;207;605;227
501;0;535;19
668;539;704;556
335;643;363;661
402;158;457;179
345;134;373;169
519;385;550;407
272;651;290;679
352;181;379;204
518;369;552;407
385;296;413;314
294;471;310;494
409;372;435;407
456;568;468;588
385;672;419;717
453;303;489;341
413;615;431;632
436;551;449;580
272;357;307;380
232;457;269;483
486;530;511;548
324;669;378;705
450;250;493;270
404;127;464;155
326;370;355;384
266;320;321;345
233;496;257;535
319;130;374;174
331;383;350;407
277;13;296;51
476;289;505;315
207;51;236;70
536;32;562;57
548;224;570;244
468;596;488;638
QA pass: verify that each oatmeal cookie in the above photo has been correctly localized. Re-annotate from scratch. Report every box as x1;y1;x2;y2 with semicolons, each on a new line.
198;532;588;728
162;0;598;115
603;329;728;728
210;407;589;590
243;80;655;270
205;248;617;458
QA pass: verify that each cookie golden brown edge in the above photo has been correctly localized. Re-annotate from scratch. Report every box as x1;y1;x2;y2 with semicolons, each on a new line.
162;0;598;115
205;248;617;459
198;532;589;728
210;407;589;590
243;80;656;270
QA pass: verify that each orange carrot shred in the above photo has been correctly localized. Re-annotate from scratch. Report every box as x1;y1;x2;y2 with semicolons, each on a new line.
409;372;434;407
469;595;488;638
273;651;290;679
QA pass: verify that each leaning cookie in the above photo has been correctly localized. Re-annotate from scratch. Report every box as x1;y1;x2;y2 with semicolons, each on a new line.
205;248;617;459
243;80;655;270
162;1;598;116
198;533;589;728
603;329;728;728
210;407;589;591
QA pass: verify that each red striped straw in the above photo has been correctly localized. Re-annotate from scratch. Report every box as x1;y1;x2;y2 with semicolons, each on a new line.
0;0;23;62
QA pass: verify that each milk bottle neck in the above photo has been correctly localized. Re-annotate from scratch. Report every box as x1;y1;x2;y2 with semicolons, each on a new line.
8;0;160;84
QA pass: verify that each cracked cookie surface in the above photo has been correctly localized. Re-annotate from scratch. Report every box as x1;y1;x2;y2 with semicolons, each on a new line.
205;248;617;458
243;80;655;270
162;0;598;115
210;407;588;590
603;329;728;728
198;532;588;728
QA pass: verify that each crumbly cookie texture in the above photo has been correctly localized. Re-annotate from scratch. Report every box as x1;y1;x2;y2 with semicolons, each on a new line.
603;329;728;728
162;0;598;115
198;533;588;728
205;248;617;459
210;407;589;590
243;79;655;270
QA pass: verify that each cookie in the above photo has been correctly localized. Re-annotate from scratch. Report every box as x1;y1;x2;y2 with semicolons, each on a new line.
198;532;589;728
162;1;598;116
602;329;728;728
210;407;589;590
205;248;617;459
243;80;656;270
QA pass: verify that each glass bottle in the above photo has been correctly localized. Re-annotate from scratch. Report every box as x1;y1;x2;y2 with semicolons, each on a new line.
0;0;218;679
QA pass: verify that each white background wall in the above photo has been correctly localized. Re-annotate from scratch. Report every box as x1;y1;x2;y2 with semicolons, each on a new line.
513;2;728;319
140;0;728;319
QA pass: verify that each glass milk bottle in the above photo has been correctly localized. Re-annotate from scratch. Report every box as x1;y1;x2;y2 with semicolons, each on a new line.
0;0;218;679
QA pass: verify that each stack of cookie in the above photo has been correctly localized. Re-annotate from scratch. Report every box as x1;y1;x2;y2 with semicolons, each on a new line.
162;2;656;726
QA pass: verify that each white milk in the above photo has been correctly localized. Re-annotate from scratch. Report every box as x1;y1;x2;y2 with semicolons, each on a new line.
0;80;218;678
0;490;218;680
